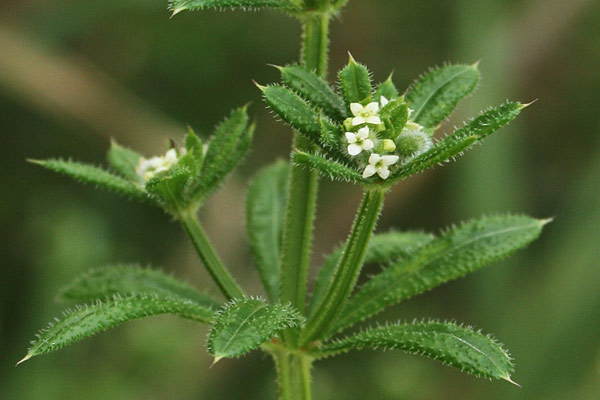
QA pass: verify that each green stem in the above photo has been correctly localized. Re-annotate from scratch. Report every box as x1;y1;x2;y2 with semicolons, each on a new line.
179;212;245;300
271;346;313;400
279;13;330;324
301;188;386;344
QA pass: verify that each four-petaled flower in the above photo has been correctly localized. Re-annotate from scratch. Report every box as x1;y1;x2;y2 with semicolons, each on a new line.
136;148;182;182
345;127;374;156
350;102;381;126
362;153;399;180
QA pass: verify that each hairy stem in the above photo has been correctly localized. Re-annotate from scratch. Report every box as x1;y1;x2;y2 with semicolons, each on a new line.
271;345;313;400
179;211;245;300
301;188;386;344
279;13;330;328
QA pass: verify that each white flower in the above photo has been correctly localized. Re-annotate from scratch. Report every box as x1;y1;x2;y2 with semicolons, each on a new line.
136;148;183;182
350;102;381;126
362;153;399;180
379;96;389;108
345;127;374;156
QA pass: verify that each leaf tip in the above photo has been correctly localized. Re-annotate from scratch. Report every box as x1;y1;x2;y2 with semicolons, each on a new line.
347;51;357;64
210;355;225;367
471;60;481;69
503;375;521;388
252;80;266;92
520;99;538;109
170;8;184;18
267;63;284;71
15;353;32;366
539;216;554;226
26;158;44;165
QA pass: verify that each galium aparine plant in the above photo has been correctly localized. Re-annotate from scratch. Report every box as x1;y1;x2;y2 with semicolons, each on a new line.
19;0;549;398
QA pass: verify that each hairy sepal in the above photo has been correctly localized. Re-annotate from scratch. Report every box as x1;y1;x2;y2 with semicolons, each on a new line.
332;215;549;334
316;321;515;383
246;161;289;302
406;63;479;128
207;298;304;360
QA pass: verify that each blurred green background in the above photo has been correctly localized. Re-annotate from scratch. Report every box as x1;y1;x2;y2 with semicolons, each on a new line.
1;0;599;399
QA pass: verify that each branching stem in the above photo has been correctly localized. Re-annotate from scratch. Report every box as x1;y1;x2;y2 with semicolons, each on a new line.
179;211;245;300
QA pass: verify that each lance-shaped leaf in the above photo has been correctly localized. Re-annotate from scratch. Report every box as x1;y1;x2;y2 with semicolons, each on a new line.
169;0;302;15
29;159;148;202
374;75;399;103
279;64;347;121
309;231;433;316
107;140;142;182
315;322;516;383
332;215;549;334
246;162;289;302
196;107;254;200
59;265;221;309
338;55;373;106
392;102;526;181
18;294;215;364
406;63;479;128
207;298;303;360
379;98;409;139
293;151;362;183
260;84;321;142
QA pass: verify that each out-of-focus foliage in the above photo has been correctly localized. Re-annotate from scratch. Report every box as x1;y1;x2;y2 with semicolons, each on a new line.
1;0;598;399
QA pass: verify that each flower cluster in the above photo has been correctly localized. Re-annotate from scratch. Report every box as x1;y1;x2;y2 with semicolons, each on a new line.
342;97;432;180
136;148;186;183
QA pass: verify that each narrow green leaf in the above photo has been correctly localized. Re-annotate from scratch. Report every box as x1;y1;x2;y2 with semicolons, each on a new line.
316;322;515;383
374;75;399;102
246;161;289;302
107;140;142;182
309;231;433;316
338;55;373;106
19;294;215;364
30;159;148;202
332;215;549;334
406;63;479;128
198;108;253;200
379;98;409;139
144;167;191;212
394;102;525;181
59;265;221;309
261;85;321;142
184;128;204;175
169;0;301;15
279;64;346;121
293;151;362;183
207;298;303;359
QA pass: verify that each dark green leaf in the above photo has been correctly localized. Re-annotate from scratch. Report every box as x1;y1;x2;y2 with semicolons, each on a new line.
333;215;549;334
18;294;215;364
374;75;399;102
379;98;409;139
59;265;221;309
406;64;479;128
394;102;525;181
246;162;289;302
316;322;516;383
207;298;303;359
261;84;321;142
279;64;346;121
292;151;362;183
169;0;301;15
338;55;373;106
30;159;148;202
